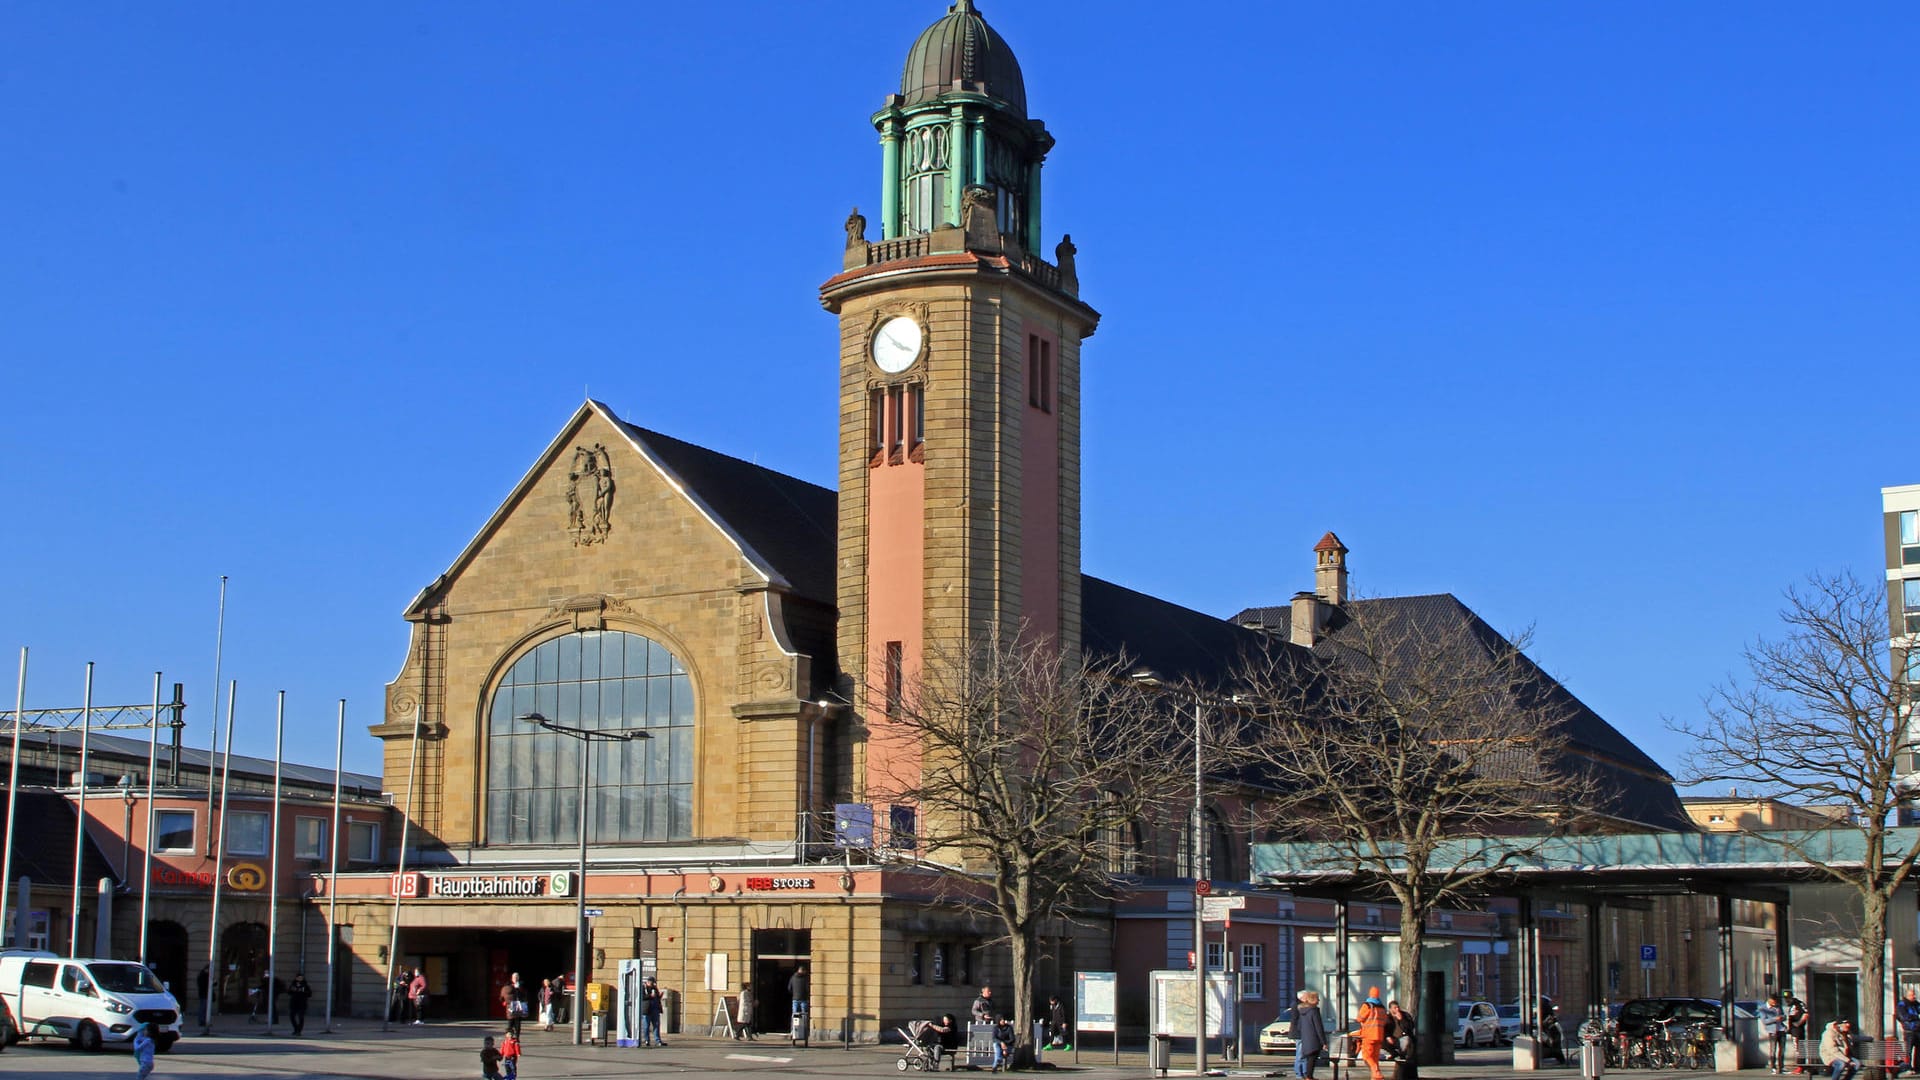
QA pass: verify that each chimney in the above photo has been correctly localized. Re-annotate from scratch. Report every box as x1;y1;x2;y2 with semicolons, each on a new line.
1291;591;1322;647
1314;531;1349;606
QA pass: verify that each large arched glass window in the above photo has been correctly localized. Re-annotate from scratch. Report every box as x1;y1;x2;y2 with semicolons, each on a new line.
486;630;694;845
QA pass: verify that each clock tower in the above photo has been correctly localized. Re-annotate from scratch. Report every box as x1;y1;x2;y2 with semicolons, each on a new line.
820;1;1100;803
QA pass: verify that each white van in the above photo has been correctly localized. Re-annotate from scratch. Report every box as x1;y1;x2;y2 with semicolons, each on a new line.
0;951;182;1052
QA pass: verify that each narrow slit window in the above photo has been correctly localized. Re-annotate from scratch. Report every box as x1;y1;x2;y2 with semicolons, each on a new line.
888;386;905;458
1027;334;1041;407
1040;339;1053;413
909;384;925;454
869;388;886;461
884;641;904;716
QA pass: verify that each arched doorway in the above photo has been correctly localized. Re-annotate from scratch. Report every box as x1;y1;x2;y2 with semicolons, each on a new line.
145;920;190;1001
218;921;269;1013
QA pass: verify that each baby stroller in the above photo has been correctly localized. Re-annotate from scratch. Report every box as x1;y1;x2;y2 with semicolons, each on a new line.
896;1021;945;1072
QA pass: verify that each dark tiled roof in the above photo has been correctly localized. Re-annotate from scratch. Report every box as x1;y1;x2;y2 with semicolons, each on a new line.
1231;594;1691;832
0;788;119;888
618;421;839;607
21;729;383;797
1082;577;1294;689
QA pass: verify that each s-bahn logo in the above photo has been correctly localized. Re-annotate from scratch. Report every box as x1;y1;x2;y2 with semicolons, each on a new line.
226;863;268;891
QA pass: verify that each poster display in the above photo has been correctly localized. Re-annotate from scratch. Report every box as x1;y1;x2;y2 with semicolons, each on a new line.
1075;971;1116;1033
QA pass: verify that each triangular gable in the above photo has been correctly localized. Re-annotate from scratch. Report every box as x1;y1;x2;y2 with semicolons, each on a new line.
404;399;792;618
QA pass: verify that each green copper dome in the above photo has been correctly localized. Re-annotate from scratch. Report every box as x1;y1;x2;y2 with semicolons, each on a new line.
900;0;1027;117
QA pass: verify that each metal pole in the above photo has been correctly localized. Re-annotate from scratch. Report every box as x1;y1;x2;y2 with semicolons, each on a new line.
206;576;227;855
382;706;424;1032
1195;699;1206;1077
263;691;285;1033
574;730;591;1046
1;647;25;948
202;681;238;1035
324;699;344;1033
139;671;160;964
70;661;93;957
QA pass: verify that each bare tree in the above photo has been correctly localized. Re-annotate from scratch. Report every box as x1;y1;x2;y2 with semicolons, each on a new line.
873;635;1183;1063
1227;599;1604;1064
1675;572;1918;1063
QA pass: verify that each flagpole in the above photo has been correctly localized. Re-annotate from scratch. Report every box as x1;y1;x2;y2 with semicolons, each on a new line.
201;680;237;1036
205;576;227;856
323;699;344;1034
382;705;423;1033
70;661;93;957
264;691;285;1034
0;647;25;948
139;671;161;964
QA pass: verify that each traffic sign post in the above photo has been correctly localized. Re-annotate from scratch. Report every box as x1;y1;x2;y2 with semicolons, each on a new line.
1639;944;1656;969
585;907;605;918
1201;895;1246;923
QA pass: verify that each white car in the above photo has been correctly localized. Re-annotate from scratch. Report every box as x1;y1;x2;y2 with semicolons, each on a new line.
1456;1000;1501;1047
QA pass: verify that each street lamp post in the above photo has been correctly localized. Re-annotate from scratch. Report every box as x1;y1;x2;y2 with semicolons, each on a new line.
1132;671;1212;1077
518;712;650;1047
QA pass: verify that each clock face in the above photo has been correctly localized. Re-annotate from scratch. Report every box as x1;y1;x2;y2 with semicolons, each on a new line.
871;315;923;374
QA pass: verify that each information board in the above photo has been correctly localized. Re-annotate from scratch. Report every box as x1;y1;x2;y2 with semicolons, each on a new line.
1076;971;1117;1033
1149;969;1236;1038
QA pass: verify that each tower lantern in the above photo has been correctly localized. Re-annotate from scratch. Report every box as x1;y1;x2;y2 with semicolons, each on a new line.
874;0;1053;247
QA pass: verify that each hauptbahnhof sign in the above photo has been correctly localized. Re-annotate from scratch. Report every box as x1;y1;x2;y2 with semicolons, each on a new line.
389;870;575;899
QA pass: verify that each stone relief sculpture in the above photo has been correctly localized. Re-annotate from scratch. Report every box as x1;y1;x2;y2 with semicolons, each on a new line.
962;185;1000;253
567;443;615;546
845;206;867;249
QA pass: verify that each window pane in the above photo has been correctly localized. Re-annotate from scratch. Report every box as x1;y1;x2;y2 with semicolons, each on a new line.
580;632;602;682
558;635;581;681
154;811;195;851
1904;511;1919;547
671;674;694;724
603;633;626;678
227;812;269;855
1906;580;1920;611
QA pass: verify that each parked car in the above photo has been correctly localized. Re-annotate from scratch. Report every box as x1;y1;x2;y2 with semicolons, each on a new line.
1456;1000;1502;1047
1614;997;1754;1038
1259;1008;1347;1057
0;951;182;1052
1496;1002;1524;1043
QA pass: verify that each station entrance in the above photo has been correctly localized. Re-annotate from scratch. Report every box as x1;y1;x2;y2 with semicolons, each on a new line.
398;928;573;1019
750;929;811;1034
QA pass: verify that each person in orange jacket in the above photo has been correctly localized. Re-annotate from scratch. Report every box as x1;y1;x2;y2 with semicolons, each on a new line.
1354;987;1390;1080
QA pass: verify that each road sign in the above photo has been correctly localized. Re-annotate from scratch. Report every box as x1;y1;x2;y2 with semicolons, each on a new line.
585;907;605;918
1201;896;1247;922
1639;944;1656;969
1195;879;1213;897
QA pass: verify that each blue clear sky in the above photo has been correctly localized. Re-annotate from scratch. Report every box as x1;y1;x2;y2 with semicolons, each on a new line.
3;2;1914;780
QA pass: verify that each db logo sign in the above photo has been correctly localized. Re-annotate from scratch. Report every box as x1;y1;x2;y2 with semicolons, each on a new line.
226;863;268;892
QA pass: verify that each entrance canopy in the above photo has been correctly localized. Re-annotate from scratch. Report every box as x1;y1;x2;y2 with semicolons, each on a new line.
1252;827;1913;901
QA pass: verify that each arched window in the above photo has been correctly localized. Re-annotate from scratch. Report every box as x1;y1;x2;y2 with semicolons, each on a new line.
1178;806;1237;881
486;630;694;845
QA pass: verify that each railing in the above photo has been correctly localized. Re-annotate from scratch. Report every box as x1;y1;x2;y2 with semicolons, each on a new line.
864;235;931;264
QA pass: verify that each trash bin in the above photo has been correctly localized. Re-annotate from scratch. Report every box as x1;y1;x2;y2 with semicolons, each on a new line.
1150;1033;1173;1072
1582;1040;1604;1078
590;1010;608;1044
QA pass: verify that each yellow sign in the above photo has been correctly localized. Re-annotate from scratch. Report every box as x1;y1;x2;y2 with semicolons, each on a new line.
226;862;267;891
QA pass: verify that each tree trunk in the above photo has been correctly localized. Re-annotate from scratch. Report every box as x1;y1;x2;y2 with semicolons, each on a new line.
1010;926;1037;1067
1399;906;1426;1077
1864;890;1890;1080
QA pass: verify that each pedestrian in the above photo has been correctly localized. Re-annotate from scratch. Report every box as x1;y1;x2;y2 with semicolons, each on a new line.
971;985;994;1025
1821;1019;1860;1080
1292;990;1328;1080
1899;989;1920;1075
539;978;554;1031
736;981;757;1040
500;972;527;1038
991;1014;1015;1073
554;973;571;1026
287;973;312;1037
1788;995;1810;1071
132;1021;157;1080
499;1029;522;1080
1760;994;1788;1074
480;1035;503;1080
1354;986;1389;1080
1046;993;1071;1049
1386;999;1415;1064
247;973;263;1023
640;974;666;1047
409;968;429;1025
789;964;810;1032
